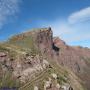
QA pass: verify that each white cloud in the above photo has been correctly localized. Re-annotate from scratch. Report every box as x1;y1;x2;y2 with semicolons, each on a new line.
51;20;73;37
0;0;22;29
63;33;90;42
68;7;90;24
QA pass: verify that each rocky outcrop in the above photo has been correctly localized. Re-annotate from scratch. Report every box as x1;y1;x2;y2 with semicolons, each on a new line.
13;54;50;83
0;51;50;83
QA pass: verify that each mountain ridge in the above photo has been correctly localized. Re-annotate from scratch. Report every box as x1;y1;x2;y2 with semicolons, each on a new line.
0;27;90;90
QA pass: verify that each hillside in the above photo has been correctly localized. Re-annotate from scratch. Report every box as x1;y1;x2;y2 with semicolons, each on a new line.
0;27;90;90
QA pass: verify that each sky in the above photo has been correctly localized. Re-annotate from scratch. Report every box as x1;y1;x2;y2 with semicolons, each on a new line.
0;0;90;47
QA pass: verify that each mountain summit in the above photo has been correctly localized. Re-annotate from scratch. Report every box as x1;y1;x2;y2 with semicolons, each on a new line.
0;27;90;90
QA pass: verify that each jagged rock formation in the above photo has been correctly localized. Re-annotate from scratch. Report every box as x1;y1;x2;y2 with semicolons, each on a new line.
0;27;90;90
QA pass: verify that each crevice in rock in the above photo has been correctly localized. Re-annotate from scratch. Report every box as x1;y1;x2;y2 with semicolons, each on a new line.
52;43;60;55
52;43;59;52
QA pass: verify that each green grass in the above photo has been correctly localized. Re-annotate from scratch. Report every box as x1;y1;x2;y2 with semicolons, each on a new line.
0;70;20;88
9;36;34;49
0;44;10;52
8;35;41;56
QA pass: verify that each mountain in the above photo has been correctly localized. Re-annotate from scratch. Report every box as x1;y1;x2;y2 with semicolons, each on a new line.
0;27;90;90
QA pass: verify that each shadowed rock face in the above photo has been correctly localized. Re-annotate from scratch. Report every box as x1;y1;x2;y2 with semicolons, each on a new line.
52;43;60;52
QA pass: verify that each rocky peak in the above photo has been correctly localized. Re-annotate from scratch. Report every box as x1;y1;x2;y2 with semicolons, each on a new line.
35;27;53;56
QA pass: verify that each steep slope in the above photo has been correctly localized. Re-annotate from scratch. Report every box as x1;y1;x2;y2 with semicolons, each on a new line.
53;37;90;90
0;27;89;90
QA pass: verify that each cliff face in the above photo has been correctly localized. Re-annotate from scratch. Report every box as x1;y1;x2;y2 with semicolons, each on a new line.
26;28;90;90
32;27;53;57
0;27;90;90
24;28;90;89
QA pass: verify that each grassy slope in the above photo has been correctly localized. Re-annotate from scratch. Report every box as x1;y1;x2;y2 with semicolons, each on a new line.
0;44;21;88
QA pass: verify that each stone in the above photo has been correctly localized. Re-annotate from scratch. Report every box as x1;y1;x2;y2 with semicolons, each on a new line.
51;73;57;79
34;86;38;90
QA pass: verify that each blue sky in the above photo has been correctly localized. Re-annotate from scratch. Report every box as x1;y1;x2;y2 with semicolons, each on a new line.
0;0;90;47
